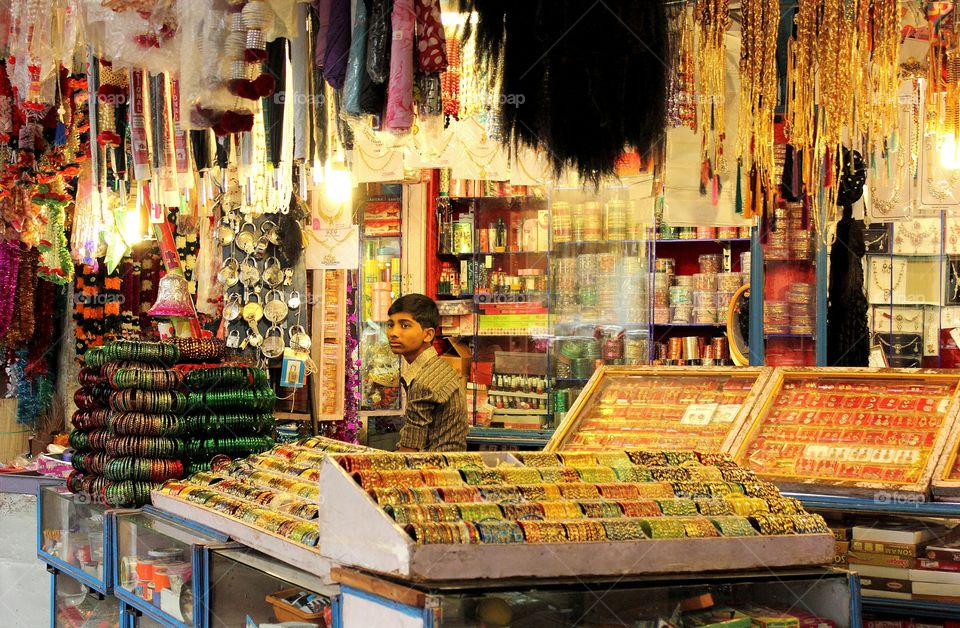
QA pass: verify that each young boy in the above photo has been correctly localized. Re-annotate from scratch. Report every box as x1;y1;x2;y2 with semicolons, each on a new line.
387;294;468;452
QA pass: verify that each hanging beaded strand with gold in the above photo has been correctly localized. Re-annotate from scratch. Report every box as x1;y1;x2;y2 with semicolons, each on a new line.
667;5;697;130
694;0;730;199
737;0;780;219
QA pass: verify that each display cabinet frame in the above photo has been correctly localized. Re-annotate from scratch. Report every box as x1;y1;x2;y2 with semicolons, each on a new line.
727;367;960;498
49;569;123;628
37;484;128;595
331;566;860;628
112;506;227;628
544;365;772;452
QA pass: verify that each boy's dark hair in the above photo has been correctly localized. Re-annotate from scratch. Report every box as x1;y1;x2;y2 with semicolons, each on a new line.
388;294;440;331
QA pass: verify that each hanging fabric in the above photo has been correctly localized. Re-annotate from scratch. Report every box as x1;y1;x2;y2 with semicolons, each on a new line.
385;0;414;132
344;0;370;114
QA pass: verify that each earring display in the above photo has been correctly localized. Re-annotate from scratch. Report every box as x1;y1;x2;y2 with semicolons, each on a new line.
863;224;892;254
874;333;923;367
867;256;908;303
730;370;960;498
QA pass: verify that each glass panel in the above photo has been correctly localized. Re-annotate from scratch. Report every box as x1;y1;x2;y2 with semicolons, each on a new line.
115;513;218;626
437;575;852;627
359;185;403;412
54;572;120;628
207;549;332;627
737;373;960;487
41;486;107;583
137;614;167;628
555;370;763;451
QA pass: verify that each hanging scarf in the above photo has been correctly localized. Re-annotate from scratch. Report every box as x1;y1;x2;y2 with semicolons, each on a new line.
324;0;352;88
367;0;394;83
343;0;370;114
385;0;415;132
314;0;333;67
414;0;447;73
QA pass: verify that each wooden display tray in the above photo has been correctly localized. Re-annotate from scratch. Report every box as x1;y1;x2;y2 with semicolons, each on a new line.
315;457;834;583
932;412;960;500
726;367;960;499
545;366;773;453
151;491;334;580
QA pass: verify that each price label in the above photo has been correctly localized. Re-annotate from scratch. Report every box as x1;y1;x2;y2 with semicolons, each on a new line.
680;403;718;426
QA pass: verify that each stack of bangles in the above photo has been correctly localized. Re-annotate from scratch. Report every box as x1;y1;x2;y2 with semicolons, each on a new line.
172;337;226;362
78;367;106;387
104;458;185;482
106;435;185;458
186;388;276;412
97;340;180;365
110;367;184;391
184;366;270;389
109;389;188;413
111;412;189;437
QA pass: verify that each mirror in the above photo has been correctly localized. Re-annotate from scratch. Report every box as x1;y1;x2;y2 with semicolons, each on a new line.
726;284;750;366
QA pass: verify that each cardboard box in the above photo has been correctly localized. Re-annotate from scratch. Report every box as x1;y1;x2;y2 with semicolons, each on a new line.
439;338;472;381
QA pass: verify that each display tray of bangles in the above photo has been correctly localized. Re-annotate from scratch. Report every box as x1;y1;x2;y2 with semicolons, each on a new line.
314;450;835;582
544;366;773;454
150;436;378;574
930;407;960;500
727;367;960;499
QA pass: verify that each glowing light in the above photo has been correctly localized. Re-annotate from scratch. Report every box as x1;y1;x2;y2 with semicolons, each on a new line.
324;163;353;204
941;134;960;171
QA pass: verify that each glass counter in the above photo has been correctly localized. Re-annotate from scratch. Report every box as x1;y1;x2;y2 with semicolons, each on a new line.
38;485;114;593
337;568;857;627
731;368;960;497
52;571;122;628
112;507;227;628
544;366;771;452
205;545;335;627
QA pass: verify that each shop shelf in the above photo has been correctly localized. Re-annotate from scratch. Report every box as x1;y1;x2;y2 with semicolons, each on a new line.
652;322;726;327
652;238;751;244
436;293;473;299
487;390;549;399
466;426;555;446
786;493;960;517
553;239;649;246
766;333;816;339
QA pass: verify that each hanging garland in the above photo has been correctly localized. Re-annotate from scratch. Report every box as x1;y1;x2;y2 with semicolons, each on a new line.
0;240;22;337
6;246;38;348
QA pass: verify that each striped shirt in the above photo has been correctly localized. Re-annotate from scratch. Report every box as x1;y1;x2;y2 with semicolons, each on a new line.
398;347;469;452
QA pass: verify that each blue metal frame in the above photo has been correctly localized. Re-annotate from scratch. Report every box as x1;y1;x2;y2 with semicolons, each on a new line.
862;598;960;619
749;225;764;365
786;492;960;517
340;585;425;623
36;485;114;595
848;572;862;628
330;594;342;628
49;571;55;628
112;509;226;628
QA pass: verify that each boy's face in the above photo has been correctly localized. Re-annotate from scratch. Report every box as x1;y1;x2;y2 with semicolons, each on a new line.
387;312;435;360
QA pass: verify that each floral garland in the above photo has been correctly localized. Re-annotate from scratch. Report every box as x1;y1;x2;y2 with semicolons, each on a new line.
15;348;55;426
36;177;75;284
26;280;62;378
0;240;22;337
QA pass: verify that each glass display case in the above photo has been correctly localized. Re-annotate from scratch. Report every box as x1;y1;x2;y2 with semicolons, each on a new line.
112;506;227;628
203;545;336;627
38;484;115;594
335;568;858;627
729;368;960;498
550;182;653;435
359;187;403;413
52;571;122;628
544;366;771;452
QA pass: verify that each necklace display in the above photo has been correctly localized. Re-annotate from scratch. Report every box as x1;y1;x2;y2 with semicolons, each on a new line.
893;218;940;255
864;230;889;252
695;0;730;176
879;310;921;332
870;258;906;302
877;334;920;356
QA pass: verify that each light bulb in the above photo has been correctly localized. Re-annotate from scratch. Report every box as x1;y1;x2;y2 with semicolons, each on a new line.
324;163;353;204
941;134;960;171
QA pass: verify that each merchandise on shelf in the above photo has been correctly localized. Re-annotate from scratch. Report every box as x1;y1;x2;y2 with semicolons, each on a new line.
546;366;771;452
68;339;275;506
731;369;960;497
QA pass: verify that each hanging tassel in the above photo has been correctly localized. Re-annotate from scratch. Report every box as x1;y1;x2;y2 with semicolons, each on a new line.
711;174;719;206
54;120;67;146
699;159;710;195
735;160;743;214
